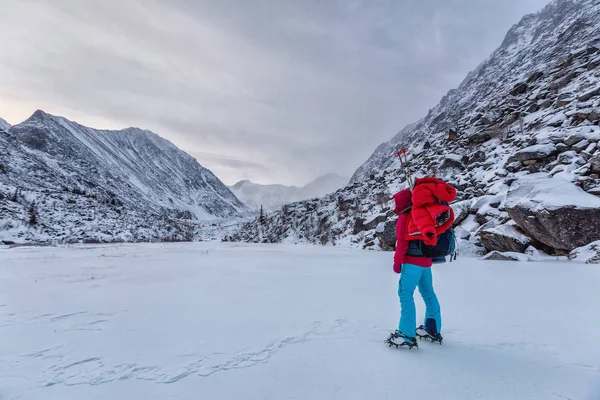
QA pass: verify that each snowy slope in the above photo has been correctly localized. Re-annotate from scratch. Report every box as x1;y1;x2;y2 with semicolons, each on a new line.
229;180;303;210
352;0;600;184
1;243;599;400
300;173;349;200
0;117;10;131
350;122;418;184
0;110;246;244
231;0;600;257
230;173;348;210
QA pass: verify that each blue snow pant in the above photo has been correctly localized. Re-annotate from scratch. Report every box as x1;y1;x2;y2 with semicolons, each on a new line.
398;263;442;338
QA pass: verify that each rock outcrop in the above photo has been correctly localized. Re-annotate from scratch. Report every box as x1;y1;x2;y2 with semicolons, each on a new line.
569;241;600;264
480;222;531;253
506;174;600;252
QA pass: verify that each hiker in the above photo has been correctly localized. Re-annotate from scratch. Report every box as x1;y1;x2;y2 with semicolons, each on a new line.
386;177;457;349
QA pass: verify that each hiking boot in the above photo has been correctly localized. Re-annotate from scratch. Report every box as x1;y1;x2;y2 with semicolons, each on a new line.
416;325;443;344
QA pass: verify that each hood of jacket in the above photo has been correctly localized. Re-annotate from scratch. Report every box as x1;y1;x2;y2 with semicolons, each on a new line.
393;189;412;215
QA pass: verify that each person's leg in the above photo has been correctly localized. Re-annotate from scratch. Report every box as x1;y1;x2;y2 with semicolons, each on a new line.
398;264;424;338
418;267;442;334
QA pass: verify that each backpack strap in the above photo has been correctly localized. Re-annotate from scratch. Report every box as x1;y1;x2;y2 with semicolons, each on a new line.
399;199;413;215
399;205;412;215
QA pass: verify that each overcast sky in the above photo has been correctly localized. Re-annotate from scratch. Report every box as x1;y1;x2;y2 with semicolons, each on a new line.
0;0;549;186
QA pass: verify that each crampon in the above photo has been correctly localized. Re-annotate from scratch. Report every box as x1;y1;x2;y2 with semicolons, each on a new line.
416;325;443;345
385;330;418;349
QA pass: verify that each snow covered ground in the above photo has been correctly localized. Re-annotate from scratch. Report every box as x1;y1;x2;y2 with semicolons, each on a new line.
1;243;599;400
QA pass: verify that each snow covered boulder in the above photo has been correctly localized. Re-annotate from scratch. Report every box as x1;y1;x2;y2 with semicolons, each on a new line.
506;161;521;173
568;108;600;124
578;86;600;102
364;214;387;230
569;241;600;264
439;154;465;171
483;251;531;262
506;174;600;253
451;200;471;227
510;82;528;96
555;93;575;107
564;130;595;147
470;195;503;214
466;130;492;145
467;150;486;164
507;144;557;164
352;218;366;235
547;113;567;128
589;154;600;174
479;222;531;253
475;207;508;226
572;139;590;152
376;220;396;251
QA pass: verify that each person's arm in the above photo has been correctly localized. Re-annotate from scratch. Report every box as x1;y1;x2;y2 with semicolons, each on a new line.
393;214;408;273
410;206;436;245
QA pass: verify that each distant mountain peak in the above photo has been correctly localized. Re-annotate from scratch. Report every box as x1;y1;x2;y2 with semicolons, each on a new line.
311;172;346;181
229;173;348;210
0;117;11;132
29;109;51;120
232;179;253;187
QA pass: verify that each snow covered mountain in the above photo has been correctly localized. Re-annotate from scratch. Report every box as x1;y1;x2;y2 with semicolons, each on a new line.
0;117;10;132
230;173;348;210
300;173;349;200
228;0;600;260
229;181;302;210
352;0;600;185
0;110;246;244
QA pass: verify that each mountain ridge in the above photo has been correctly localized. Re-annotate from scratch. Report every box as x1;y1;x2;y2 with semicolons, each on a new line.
230;173;348;210
0;116;10;131
0;110;246;244
352;0;599;183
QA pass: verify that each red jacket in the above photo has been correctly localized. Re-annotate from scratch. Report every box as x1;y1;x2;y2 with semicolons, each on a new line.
405;178;456;245
393;189;431;272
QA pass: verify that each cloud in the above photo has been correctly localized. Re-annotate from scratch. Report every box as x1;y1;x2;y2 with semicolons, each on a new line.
188;151;273;186
0;0;550;185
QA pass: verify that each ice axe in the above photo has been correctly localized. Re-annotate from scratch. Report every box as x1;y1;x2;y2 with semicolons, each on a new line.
394;148;415;190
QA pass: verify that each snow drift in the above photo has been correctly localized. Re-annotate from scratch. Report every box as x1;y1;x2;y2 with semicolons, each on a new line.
1;243;599;400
